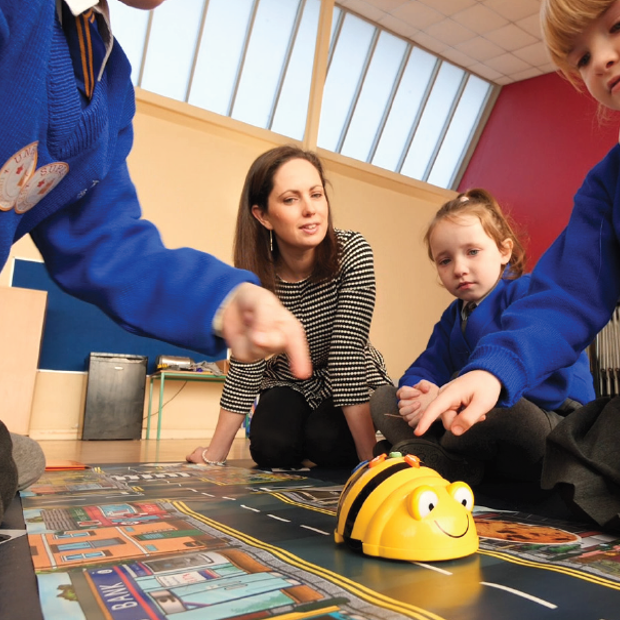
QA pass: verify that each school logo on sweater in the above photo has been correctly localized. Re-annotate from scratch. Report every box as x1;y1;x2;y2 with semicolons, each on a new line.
15;162;70;213
0;142;38;210
0;142;68;213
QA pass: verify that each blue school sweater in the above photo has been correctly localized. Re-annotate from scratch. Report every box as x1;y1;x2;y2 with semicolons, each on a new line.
400;275;595;410
0;0;258;356
460;144;620;407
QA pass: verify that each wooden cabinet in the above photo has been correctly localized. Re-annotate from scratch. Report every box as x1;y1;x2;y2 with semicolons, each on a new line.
0;286;47;434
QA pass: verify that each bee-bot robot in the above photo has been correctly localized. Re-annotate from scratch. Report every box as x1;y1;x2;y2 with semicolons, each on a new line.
335;453;479;561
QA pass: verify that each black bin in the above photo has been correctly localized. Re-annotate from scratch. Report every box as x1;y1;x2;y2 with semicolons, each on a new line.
82;353;148;440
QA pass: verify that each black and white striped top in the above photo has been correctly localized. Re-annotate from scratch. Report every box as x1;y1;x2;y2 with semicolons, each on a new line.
221;229;393;415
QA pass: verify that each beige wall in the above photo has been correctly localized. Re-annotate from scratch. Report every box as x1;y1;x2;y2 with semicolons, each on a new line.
2;89;454;440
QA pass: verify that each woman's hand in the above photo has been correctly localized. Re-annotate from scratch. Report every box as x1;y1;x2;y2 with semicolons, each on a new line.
343;403;377;462
186;409;246;465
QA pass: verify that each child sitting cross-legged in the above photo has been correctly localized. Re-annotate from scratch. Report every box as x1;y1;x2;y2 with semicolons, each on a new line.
370;189;595;486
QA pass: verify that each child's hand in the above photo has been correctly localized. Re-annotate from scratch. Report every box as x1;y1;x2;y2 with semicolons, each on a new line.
414;370;501;436
397;381;439;428
222;283;312;379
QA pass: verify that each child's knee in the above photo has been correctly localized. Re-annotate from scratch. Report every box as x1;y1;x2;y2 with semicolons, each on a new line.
370;385;398;424
0;423;18;524
10;433;45;491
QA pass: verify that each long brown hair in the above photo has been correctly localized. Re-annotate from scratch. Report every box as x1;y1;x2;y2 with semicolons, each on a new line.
234;145;339;292
424;188;527;279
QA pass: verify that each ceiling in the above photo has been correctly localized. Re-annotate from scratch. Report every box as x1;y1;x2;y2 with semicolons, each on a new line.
337;0;556;85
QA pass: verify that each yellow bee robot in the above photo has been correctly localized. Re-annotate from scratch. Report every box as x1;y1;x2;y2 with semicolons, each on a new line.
335;452;479;561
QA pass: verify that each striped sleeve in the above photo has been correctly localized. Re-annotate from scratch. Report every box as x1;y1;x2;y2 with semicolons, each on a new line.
220;357;265;415
329;231;377;407
219;229;392;413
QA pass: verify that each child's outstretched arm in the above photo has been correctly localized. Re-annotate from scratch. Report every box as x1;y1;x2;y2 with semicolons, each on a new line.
415;370;501;436
412;148;620;419
222;283;312;379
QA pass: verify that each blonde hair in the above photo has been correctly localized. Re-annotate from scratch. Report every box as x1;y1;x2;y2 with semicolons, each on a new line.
541;0;615;85
424;188;527;279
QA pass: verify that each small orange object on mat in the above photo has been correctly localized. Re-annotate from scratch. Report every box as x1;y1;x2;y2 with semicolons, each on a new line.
44;460;90;470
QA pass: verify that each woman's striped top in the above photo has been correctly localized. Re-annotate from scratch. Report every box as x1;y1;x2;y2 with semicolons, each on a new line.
220;229;393;415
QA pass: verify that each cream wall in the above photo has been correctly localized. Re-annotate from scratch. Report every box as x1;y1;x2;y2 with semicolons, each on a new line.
2;89;454;441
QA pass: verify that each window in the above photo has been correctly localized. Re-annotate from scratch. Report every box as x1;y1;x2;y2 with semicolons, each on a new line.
62;551;106;562
108;1;494;190
54;532;92;539
317;10;493;188
110;0;321;142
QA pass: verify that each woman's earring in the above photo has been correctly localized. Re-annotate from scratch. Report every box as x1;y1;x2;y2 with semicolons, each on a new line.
269;230;273;252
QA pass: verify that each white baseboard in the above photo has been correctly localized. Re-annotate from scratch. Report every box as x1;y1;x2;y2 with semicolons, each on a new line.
30;429;81;441
141;429;247;440
30;429;247;441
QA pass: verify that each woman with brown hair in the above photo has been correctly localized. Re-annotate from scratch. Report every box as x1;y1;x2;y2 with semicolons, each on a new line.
187;145;392;469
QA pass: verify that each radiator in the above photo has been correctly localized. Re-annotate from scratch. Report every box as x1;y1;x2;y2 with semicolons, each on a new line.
589;304;620;398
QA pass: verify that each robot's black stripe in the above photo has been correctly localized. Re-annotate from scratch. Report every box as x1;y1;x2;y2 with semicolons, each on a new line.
336;461;370;523
343;462;410;539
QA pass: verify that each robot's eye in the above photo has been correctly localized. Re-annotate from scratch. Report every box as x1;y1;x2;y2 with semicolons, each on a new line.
447;482;474;511
408;487;439;520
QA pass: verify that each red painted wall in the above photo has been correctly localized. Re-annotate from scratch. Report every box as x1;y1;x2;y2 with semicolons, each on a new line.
458;72;620;268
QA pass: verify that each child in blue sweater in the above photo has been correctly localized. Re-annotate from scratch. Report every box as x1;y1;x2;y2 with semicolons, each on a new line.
0;0;310;521
4;0;311;375
371;189;594;484
415;0;620;440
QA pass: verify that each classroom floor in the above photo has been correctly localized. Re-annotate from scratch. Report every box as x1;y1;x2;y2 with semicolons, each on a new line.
38;437;252;465
7;439;620;620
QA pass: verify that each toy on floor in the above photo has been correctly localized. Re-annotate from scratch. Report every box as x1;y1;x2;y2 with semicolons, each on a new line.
334;452;479;561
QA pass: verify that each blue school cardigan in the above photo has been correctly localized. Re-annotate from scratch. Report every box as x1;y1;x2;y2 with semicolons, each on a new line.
459;145;620;407
0;0;258;356
400;274;595;410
